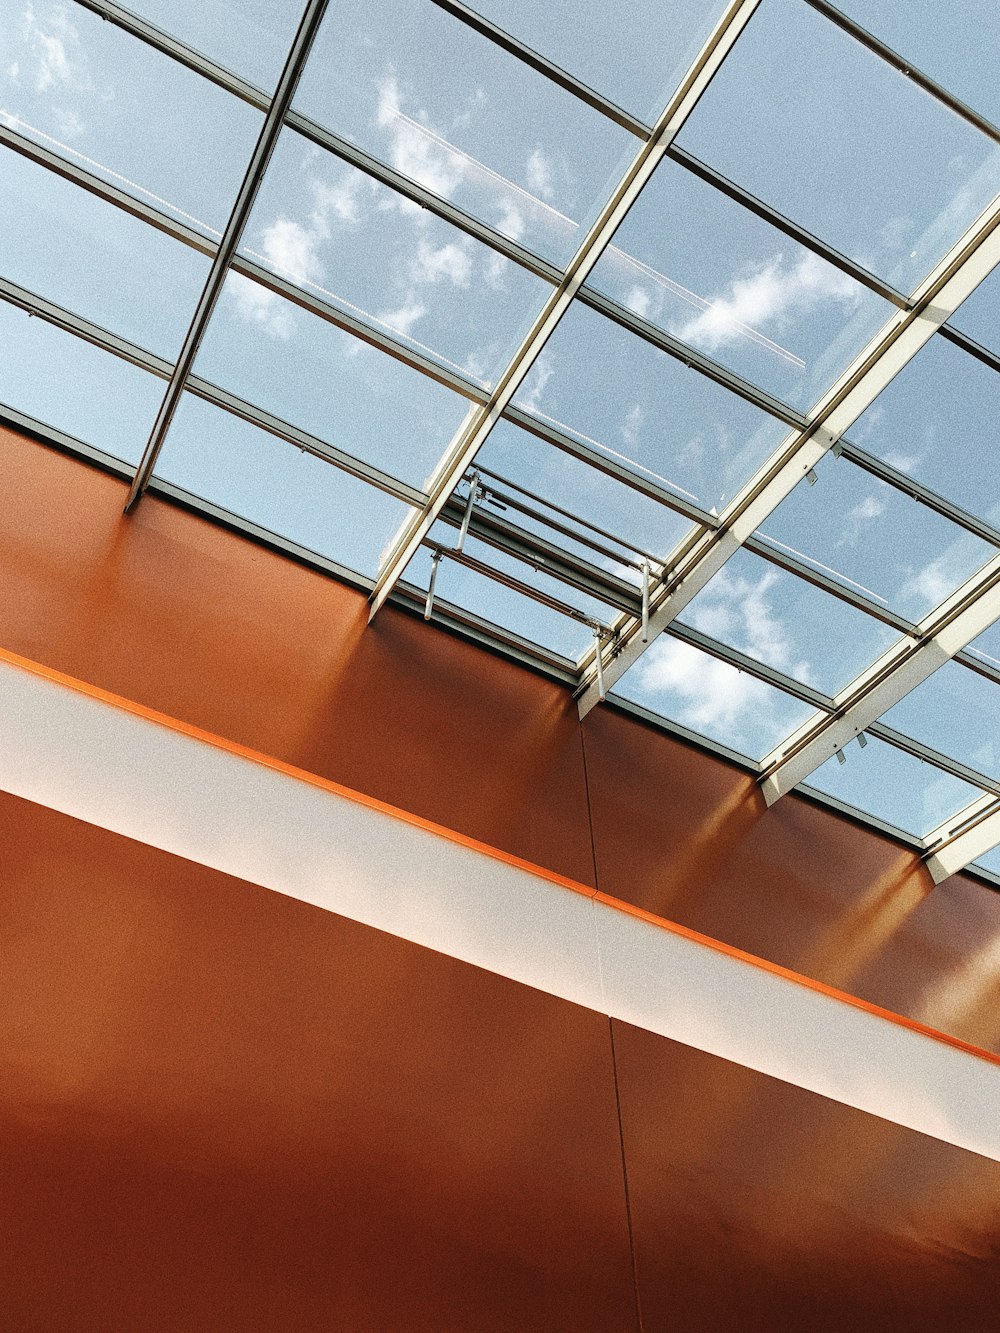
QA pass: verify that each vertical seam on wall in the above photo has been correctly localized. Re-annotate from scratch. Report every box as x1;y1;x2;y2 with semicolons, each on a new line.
581;725;645;1333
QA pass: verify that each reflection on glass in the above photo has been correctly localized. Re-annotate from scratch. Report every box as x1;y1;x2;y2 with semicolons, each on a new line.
122;0;304;92
153;394;413;577
238;129;547;387
849;335;1000;526
0;0;261;236
468;0;729;122
802;734;985;837
0;301;162;462
677;0;1000;292
952;262;1000;355
835;0;1000;126
881;661;1000;780
514;302;788;515
612;635;815;759
677;547;901;696
0;147;210;358
409;531;613;661
294;0;631;262
475;421;696;565
195;272;474;490
590;157;891;410
756;454;995;621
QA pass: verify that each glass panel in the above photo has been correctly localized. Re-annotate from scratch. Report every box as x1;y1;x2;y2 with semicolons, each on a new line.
965;619;1000;670
153;393;413;577
294;0;632;263
756;454;995;622
0;301;162;462
467;0;729;122
848;335;1000;527
589;156;891;411
612;636;816;760
475;421;696;565
409;530;614;660
677;0;1000;292
514;302;788;515
676;547;901;696
952;263;1000;355
972;843;1000;877
0;146;210;358
835;0;1000;126
195;272;475;491
238;128;548;388
0;0;261;236
123;0;304;92
881;661;1000;780
801;735;985;837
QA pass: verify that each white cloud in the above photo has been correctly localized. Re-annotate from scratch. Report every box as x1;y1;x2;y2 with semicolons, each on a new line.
484;251;508;292
837;492;887;548
882;450;919;473
19;3;78;93
525;147;554;200
624;284;653;320
519;353;554;414
676;251;859;359
259;216;321;285
634;637;772;734
228;273;295;341
411;237;472;287
621;403;644;448
376;72;466;201
494;198;525;243
377;300;426;339
683;564;813;683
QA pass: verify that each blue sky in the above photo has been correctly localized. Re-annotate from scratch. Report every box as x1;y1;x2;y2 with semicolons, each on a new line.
1;0;998;847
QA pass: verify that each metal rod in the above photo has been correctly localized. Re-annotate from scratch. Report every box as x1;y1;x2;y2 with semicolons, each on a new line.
123;0;330;511
594;630;607;701
641;562;651;642
424;550;443;620
455;472;480;553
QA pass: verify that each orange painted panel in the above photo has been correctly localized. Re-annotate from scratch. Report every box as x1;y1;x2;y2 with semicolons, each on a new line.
3;425;999;1052
583;707;1000;1053
0;790;637;1331
0;426;594;885
612;1018;1000;1333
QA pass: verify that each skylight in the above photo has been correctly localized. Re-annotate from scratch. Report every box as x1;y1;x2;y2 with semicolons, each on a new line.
1;0;999;882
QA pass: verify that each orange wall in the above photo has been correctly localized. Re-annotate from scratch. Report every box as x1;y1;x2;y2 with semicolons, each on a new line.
3;790;999;1331
3;424;999;1052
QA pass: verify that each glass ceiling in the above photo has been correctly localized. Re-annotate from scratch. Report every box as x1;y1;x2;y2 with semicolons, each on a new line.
2;0;1000;883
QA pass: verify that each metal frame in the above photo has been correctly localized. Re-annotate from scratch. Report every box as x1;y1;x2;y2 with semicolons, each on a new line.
0;0;990;875
367;0;763;618
760;553;1000;801
576;190;1000;716
124;0;330;510
924;796;1000;884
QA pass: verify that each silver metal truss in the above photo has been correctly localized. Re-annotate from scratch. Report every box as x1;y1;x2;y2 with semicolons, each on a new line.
576;190;1000;717
923;795;1000;884
367;0;763;619
124;0;330;510
759;553;1000;802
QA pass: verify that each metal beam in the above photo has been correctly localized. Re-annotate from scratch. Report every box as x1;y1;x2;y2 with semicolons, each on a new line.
577;188;1000;715
924;795;1000;884
759;552;1000;802
367;0;763;619
124;0;329;510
